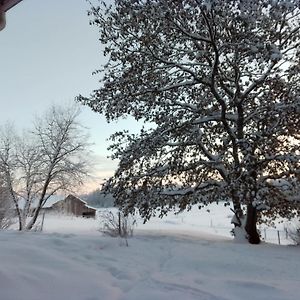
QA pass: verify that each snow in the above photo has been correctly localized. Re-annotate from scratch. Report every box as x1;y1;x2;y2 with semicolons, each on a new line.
1;204;300;300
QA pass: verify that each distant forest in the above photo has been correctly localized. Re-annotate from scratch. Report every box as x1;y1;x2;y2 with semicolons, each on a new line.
81;189;115;208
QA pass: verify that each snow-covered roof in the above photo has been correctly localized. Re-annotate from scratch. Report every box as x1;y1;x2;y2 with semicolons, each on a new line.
65;194;88;205
42;196;63;208
63;194;97;211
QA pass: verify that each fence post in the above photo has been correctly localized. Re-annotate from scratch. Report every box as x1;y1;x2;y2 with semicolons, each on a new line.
277;230;281;245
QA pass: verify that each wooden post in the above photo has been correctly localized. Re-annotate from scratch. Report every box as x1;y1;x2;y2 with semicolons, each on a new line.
277;230;281;245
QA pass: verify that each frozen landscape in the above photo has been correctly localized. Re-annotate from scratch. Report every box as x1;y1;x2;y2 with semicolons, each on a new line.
1;1;300;300
1;204;299;300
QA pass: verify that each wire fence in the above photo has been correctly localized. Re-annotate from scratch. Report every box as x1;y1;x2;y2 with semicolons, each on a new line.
258;225;298;245
207;218;296;245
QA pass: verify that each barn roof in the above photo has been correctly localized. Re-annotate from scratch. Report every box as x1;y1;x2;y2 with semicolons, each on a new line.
60;194;97;211
65;194;88;205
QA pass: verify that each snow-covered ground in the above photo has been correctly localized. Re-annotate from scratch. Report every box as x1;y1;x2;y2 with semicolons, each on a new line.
41;203;293;245
1;204;299;300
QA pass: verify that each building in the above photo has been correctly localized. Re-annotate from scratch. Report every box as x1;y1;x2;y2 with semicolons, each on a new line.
51;195;96;218
1;0;23;31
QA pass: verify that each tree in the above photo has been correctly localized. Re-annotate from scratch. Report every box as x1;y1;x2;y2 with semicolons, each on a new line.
0;105;92;230
80;0;300;244
0;177;14;229
0;124;22;229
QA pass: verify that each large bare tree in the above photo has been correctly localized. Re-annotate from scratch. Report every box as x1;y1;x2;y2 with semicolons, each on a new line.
0;105;92;230
80;0;300;243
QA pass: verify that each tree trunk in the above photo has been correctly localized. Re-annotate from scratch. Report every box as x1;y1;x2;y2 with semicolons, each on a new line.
26;207;40;230
14;204;23;231
17;211;23;231
245;203;260;244
231;192;244;227
233;201;243;222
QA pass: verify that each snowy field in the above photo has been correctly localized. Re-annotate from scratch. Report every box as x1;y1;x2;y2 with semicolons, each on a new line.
1;204;300;300
41;204;294;245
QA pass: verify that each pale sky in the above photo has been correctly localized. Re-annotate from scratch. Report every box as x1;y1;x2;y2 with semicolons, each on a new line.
0;0;141;192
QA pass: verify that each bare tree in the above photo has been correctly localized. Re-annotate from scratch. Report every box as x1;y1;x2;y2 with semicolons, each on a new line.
0;124;23;229
80;0;300;244
0;178;14;229
0;105;92;230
